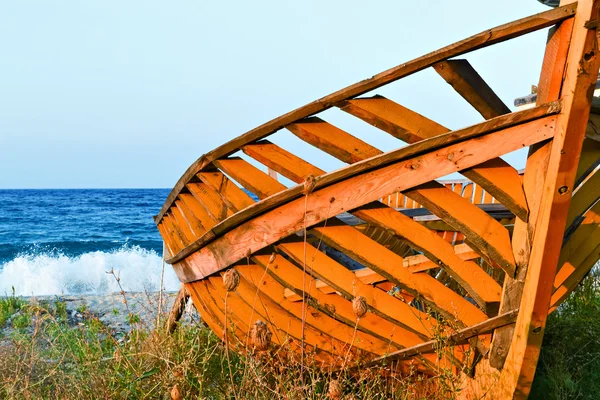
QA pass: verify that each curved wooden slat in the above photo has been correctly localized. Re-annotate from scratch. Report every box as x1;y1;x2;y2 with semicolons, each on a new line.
433;59;511;119
242;140;325;183
287;117;381;164
213;157;286;200
341;95;529;221
565;167;600;230
197;171;255;212
354;204;502;314
404;182;516;276
179;193;218;231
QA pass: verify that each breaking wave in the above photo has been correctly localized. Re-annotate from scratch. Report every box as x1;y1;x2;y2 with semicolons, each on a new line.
0;245;180;296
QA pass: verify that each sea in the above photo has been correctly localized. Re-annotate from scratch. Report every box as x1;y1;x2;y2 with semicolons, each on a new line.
0;189;181;296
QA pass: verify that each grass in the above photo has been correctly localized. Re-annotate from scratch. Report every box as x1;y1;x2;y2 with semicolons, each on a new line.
0;269;598;399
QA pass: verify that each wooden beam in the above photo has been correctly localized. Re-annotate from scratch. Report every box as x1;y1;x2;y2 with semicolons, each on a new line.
212;157;286;200
363;309;519;366
197;171;255;212
340;95;529;221
433;59;511;120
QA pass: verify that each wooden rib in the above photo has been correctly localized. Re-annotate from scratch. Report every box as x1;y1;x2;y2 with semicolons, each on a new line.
482;2;600;395
276;241;436;339
340;96;448;143
212;273;361;362
433;59;511;120
551;202;600;308
461;159;529;221
162;214;187;250
169;114;556;278
213;157;286;200
155;4;575;224
170;205;197;243
364;309;519;366
174;199;206;238
197;171;255;212
157;223;175;257
186;183;233;222
575;138;600;183
565;167;600;229
235;264;403;358
354;204;502;315
179;193;218;231
287;117;381;164
284;243;479;299
486;15;573;367
404;181;516;276
341;95;529;221
242;140;325;183
312;224;488;327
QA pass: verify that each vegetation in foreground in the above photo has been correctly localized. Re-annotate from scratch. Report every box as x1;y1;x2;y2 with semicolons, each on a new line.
0;269;598;399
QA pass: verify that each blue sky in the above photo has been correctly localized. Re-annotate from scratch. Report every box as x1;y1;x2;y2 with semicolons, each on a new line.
0;0;550;189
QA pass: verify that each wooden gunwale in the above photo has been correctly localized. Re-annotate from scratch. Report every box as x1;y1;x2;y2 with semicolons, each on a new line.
154;4;575;225
165;101;561;266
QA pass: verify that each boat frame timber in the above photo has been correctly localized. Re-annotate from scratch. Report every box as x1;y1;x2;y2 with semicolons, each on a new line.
155;0;600;398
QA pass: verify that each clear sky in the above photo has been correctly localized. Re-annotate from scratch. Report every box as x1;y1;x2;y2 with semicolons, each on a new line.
0;0;550;189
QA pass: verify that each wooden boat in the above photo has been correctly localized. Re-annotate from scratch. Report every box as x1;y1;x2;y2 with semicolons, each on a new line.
155;1;600;397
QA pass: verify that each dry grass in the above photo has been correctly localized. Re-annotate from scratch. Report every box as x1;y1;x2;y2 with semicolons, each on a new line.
0;289;467;400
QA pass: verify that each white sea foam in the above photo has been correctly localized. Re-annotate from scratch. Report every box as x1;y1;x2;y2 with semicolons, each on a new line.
0;246;180;296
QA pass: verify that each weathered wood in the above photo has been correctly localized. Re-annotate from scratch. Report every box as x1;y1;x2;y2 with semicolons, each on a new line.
313;224;488;327
212;157;285;200
155;5;575;224
354;204;502;314
489;15;573;372
471;2;600;397
403;181;516;276
364;309;519;366
197;171;255;212
166;284;190;333
242;140;325;183
341;95;529;221
433;59;511;119
287;117;381;164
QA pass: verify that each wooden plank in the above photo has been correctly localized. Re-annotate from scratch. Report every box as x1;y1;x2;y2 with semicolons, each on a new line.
364;309;519;366
170;204;197;243
433;59;511;119
404;181;516;276
155;5;575;224
162;214;187;250
186;182;233;222
312;224;488;327
213;157;286;200
565;167;600;229
169;114;556;276
242;140;325;183
354;204;502;314
482;1;600;396
179;193;218;232
575;137;600;184
174;199;206;238
551;202;600;308
197;171;255;212
287;117;381;164
276;241;436;339
461;159;529;221
341;95;529;221
235;264;405;357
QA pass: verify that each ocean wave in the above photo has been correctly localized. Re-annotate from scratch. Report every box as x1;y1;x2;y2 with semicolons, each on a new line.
0;246;180;296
